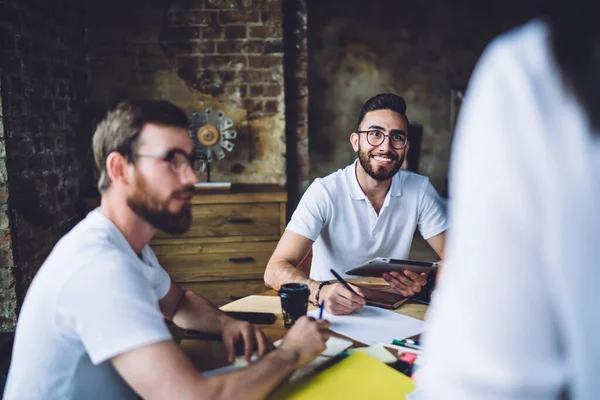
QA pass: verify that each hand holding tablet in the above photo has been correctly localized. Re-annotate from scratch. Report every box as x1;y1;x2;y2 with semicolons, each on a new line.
345;257;439;277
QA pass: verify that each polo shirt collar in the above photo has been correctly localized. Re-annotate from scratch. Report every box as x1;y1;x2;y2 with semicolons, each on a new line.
347;159;404;200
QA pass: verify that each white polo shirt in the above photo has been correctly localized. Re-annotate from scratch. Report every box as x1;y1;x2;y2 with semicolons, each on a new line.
4;209;173;400
287;160;448;281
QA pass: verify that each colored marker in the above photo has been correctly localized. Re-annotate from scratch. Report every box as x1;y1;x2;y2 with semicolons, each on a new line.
318;301;325;320
402;339;421;346
392;339;422;350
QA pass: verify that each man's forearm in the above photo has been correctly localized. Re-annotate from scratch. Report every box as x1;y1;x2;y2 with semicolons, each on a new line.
172;290;228;333
206;347;300;400
264;260;319;297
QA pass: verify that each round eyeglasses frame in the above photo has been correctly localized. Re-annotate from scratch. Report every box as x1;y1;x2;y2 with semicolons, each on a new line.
129;148;202;175
357;130;408;150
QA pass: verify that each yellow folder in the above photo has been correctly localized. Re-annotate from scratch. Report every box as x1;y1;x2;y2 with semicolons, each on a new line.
269;352;416;400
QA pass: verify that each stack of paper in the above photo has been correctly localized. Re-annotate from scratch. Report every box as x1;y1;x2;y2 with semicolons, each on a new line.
307;305;424;346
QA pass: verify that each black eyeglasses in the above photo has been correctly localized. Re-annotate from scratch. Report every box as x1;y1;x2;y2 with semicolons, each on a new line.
357;130;408;149
130;148;201;175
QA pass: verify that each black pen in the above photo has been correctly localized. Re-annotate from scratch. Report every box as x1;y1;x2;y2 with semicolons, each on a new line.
329;269;359;296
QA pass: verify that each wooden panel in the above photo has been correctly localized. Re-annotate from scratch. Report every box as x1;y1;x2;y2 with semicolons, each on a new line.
156;241;277;282
151;235;281;246
155;203;281;239
152;240;276;256
181;280;269;308
190;190;287;205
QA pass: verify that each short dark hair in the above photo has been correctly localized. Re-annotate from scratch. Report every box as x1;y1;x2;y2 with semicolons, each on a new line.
547;1;600;134
92;100;189;193
356;93;410;130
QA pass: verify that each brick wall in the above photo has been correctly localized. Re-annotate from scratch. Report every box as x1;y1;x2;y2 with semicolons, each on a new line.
0;0;89;330
282;0;308;215
87;0;287;186
0;79;17;331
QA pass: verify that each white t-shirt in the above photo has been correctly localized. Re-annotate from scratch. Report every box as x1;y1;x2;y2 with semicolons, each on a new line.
287;160;448;281
4;209;173;400
421;21;600;399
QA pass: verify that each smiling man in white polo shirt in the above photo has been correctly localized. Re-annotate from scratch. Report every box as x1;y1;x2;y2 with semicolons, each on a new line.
264;93;448;315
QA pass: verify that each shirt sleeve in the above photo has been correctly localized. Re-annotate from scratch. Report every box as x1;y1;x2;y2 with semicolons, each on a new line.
420;36;566;398
417;179;449;240
144;245;172;300
285;179;330;241
57;254;173;365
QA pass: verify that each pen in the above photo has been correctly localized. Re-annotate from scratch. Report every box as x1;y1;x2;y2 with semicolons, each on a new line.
329;269;359;296
318;301;325;319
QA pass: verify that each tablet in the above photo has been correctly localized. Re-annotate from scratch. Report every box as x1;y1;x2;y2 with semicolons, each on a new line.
345;257;439;277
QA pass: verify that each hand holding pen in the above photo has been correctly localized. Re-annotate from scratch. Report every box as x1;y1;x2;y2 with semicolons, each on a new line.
315;269;366;316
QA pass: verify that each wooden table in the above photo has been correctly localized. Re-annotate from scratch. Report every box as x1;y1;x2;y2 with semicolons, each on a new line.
180;278;427;372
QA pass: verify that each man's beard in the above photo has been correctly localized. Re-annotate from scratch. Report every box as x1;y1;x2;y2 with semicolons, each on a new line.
127;171;193;235
357;142;404;181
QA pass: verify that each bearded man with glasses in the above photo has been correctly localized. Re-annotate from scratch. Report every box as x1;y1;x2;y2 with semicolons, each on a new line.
4;100;330;400
264;93;448;315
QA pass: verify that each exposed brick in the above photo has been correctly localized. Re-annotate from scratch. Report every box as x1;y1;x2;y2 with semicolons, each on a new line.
248;54;283;69
219;10;259;24
0;248;13;267
297;98;308;114
263;84;282;97
249;85;263;96
216;40;263;54
248;26;268;38
0;230;11;250
201;55;247;69
0;0;88;327
0;213;8;230
264;39;284;54
224;25;246;39
202;24;223;39
261;9;282;26
0;161;6;185
244;99;263;113
165;40;215;55
264;100;279;113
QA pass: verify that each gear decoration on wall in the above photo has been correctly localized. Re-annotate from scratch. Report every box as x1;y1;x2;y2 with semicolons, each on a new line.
189;108;237;182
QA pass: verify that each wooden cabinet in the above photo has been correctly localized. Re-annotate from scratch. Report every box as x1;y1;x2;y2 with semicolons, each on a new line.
151;185;287;307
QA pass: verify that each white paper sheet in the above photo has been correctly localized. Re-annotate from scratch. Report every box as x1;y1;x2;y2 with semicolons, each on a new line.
307;305;424;346
233;335;353;380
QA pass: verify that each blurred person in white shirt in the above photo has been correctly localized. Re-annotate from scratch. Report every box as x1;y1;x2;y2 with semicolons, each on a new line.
422;1;600;398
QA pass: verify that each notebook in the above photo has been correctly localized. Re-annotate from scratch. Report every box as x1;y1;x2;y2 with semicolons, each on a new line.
354;284;408;309
269;352;416;399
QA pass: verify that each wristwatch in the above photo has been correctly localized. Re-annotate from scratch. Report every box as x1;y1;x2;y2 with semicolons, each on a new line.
313;281;331;305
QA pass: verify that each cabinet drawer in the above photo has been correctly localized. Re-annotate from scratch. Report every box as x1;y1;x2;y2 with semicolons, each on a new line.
155;203;281;239
181;280;269;308
154;241;277;283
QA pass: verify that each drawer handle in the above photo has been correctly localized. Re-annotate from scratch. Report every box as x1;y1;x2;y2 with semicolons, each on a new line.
229;257;255;264
227;217;254;224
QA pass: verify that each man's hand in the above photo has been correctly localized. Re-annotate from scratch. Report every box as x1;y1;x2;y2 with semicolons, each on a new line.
319;283;366;315
279;316;330;368
221;318;274;363
382;270;428;296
